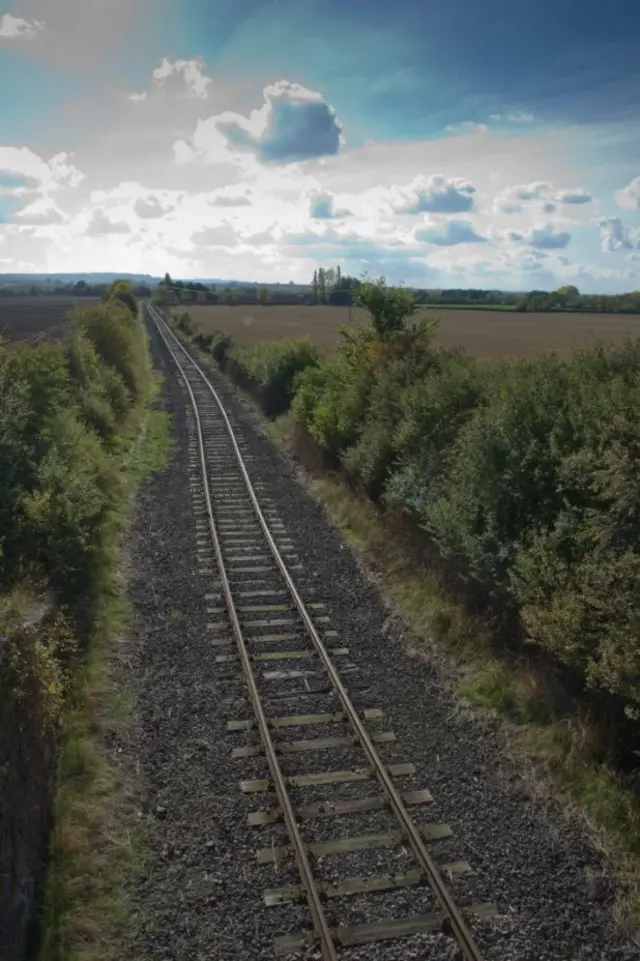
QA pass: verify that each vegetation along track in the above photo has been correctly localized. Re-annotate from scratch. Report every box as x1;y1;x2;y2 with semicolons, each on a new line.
146;302;496;959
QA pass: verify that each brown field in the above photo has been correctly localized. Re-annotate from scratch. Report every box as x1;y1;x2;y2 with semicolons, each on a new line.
0;296;100;345
188;304;640;359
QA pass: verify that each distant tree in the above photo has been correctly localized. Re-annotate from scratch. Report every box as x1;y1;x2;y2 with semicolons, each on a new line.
318;267;326;303
311;269;319;303
259;286;271;306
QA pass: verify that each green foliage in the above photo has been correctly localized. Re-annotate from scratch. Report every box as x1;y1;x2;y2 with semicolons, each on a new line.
234;338;320;416
0;296;150;605
104;279;138;318
291;277;640;718
354;275;420;337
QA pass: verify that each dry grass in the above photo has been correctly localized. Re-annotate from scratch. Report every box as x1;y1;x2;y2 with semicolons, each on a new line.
189;303;640;359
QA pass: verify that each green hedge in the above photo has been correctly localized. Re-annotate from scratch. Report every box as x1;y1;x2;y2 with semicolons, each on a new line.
291;279;640;719
0;282;153;960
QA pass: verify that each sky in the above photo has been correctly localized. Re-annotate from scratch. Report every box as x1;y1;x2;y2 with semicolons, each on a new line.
1;0;640;292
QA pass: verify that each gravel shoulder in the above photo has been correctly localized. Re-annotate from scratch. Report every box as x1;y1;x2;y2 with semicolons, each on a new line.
119;324;639;961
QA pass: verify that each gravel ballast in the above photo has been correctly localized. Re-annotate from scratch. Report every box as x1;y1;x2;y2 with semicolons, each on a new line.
120;319;639;961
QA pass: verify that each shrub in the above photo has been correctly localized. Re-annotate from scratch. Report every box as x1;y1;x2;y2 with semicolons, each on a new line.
290;276;640;720
234;337;320;415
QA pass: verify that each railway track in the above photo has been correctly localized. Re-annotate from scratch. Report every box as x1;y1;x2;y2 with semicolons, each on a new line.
147;302;496;959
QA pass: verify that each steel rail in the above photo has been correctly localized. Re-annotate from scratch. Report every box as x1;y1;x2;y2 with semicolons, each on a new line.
149;304;339;960
148;303;485;961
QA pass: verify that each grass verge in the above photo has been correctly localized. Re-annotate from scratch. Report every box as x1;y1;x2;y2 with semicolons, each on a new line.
267;412;640;941
38;406;172;961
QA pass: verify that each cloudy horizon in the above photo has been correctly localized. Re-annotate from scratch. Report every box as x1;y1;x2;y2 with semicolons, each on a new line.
1;0;640;293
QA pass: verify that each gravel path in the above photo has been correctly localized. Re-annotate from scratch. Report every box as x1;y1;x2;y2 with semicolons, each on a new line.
120;322;639;961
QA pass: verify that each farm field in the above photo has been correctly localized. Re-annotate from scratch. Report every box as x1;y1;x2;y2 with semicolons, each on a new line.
187;303;640;359
0;296;100;344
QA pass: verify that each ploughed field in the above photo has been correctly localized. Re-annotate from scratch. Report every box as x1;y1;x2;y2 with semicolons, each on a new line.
0;296;100;344
189;303;640;358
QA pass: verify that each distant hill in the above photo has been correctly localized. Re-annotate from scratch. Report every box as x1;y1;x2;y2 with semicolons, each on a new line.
0;272;159;284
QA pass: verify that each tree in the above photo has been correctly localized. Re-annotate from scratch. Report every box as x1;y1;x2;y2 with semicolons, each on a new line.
259;286;271;306
312;269;319;303
105;279;137;317
336;264;342;288
318;267;326;304
355;276;419;337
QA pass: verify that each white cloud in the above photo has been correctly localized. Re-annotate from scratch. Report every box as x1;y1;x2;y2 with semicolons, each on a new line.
85;208;130;236
207;187;253;208
191;223;238;247
556;187;592;205
615;176;640;210
489;112;535;123
390;174;477;215
308;189;350;219
134;196;170;219
152;57;212;99
444;122;488;135
599;217;640;251
494;181;593;214
506;222;571;249
415;217;486;246
14;197;67;225
0;146;85;194
0;13;44;39
177;80;343;166
129;91;147;103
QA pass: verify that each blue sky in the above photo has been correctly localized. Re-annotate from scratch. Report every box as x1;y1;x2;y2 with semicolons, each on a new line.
1;0;639;291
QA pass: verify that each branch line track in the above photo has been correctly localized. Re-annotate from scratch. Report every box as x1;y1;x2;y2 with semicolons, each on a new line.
147;303;494;959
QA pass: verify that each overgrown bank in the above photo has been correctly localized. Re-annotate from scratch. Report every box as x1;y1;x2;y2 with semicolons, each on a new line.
168;284;640;929
0;284;166;961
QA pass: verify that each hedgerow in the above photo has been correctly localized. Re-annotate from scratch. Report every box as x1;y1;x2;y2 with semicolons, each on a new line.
291;277;640;719
0;280;154;960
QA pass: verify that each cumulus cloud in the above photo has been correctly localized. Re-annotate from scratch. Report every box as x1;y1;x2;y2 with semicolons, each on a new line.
615;176;640;210
0;13;44;39
556;187;592;204
391;174;477;215
0;147;84;194
207;187;252;208
506;222;571;249
86;208;130;236
494;181;592;214
152;57;212;99
415;218;486;246
15;197;66;225
599;217;640;251
308;190;350;219
134;196;170;219
179;80;343;166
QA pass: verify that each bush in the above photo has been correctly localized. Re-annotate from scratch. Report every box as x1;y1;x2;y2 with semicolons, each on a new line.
290;277;640;720
233;338;320;416
0;297;150;602
0;286;152;960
